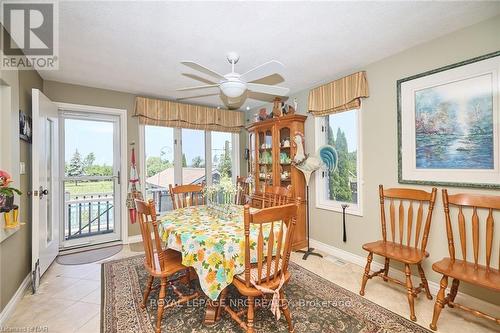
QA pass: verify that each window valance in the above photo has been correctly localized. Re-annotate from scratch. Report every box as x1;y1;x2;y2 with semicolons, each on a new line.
308;71;369;116
134;96;245;133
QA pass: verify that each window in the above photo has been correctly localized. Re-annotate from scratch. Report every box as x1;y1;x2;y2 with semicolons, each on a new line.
315;109;362;215
141;125;239;214
211;131;232;183
144;125;175;212
181;129;206;184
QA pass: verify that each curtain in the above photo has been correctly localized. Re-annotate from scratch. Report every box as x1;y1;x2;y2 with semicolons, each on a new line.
134;96;245;133
308;71;369;116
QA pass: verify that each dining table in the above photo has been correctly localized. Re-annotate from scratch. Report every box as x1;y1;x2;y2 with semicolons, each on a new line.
158;204;284;324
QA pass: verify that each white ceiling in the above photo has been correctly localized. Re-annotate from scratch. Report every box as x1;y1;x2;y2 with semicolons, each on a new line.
39;1;500;110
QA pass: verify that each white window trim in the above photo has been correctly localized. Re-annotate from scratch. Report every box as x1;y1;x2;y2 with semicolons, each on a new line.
139;125;240;191
314;109;363;216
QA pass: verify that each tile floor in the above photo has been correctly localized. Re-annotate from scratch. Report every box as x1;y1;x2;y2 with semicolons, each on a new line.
4;245;500;333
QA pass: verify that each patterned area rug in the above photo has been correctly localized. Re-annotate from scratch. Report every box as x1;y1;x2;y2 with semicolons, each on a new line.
101;255;430;333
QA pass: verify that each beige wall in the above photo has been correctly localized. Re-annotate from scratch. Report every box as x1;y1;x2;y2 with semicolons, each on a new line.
0;60;43;311
248;15;500;305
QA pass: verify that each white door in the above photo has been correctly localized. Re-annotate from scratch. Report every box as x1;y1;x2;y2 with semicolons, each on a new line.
32;89;60;290
60;112;122;248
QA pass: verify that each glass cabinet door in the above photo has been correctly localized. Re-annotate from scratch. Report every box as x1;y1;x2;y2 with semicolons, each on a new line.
257;128;273;191
278;127;292;187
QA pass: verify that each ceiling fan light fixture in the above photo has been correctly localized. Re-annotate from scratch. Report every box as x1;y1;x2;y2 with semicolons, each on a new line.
220;81;246;98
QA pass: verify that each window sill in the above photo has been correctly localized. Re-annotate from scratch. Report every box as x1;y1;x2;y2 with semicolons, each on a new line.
315;203;363;217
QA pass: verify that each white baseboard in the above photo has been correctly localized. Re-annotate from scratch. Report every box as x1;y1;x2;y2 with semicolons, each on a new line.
0;274;31;326
309;238;442;295
127;234;143;244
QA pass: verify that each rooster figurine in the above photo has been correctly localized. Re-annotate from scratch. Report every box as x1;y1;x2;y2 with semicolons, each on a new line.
292;132;338;185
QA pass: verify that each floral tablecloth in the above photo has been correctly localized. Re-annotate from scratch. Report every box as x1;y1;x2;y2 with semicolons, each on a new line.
158;205;283;300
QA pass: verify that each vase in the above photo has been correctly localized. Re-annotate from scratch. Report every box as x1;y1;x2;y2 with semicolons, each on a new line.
0;195;14;212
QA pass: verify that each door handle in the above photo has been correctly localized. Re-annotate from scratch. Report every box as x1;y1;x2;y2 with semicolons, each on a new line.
39;186;49;199
114;171;121;185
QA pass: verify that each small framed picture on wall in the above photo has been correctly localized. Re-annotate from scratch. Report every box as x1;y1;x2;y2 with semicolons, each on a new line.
19;110;32;143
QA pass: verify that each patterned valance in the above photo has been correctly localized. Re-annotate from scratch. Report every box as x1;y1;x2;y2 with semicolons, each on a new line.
134;96;245;133
308;71;369;116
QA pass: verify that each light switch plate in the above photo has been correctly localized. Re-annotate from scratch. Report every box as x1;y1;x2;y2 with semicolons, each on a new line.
20;162;25;175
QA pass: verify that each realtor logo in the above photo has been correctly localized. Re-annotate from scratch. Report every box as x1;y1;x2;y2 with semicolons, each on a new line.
1;0;58;70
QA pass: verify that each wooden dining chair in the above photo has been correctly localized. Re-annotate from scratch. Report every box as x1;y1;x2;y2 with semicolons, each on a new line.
236;176;250;205
135;199;199;333
169;184;205;210
429;190;500;331
359;185;437;322
263;185;292;208
222;199;300;333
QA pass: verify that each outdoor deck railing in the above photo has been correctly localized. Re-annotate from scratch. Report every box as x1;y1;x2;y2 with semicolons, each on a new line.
65;193;114;240
148;188;173;213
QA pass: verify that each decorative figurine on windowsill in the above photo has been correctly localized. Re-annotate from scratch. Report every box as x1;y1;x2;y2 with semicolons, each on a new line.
0;170;22;228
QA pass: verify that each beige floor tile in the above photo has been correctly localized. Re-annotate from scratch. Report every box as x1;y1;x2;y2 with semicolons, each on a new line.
46;301;100;333
51;279;99;301
80;288;101;304
76;313;100;333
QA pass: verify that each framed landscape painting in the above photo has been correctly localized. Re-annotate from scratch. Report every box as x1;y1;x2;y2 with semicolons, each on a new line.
398;51;500;188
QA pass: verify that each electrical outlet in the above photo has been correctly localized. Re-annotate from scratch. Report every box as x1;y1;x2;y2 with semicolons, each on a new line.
20;162;26;175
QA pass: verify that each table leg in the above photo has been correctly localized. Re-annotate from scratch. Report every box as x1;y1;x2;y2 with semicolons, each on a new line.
203;287;228;325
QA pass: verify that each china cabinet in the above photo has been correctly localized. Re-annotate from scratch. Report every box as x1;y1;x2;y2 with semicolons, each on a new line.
246;114;307;249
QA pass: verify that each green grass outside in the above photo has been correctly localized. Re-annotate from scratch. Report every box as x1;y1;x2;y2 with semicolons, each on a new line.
64;180;114;197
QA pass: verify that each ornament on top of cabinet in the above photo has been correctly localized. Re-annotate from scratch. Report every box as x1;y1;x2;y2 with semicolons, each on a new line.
258;108;269;121
272;97;283;117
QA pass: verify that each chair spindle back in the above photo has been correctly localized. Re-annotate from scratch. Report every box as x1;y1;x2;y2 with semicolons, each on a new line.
236;176;250;205
442;190;500;270
135;199;165;272
379;185;437;251
263;185;292;208
169;184;205;210
243;199;300;287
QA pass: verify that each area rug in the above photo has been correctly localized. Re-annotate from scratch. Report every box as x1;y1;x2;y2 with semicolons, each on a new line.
101;255;430;333
56;244;122;265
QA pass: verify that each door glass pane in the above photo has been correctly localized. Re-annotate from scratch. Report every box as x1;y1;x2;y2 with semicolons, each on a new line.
211;131;232;184
46;119;53;242
181;129;206;184
63;118;116;242
64;119;114;177
144;125;174;213
258;129;273;191
279;127;291;186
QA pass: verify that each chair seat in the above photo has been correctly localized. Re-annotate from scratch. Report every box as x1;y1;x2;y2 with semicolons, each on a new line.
146;250;186;277
432;258;500;292
362;240;429;264
233;270;290;297
235;258;283;283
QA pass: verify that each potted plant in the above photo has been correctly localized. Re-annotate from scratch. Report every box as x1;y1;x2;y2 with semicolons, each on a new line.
0;170;22;212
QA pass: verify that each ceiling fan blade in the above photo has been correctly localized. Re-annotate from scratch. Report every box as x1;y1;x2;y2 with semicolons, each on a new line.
181;61;225;80
182;73;216;85
176;93;220;101
240;60;285;83
176;84;219;91
246;83;289;96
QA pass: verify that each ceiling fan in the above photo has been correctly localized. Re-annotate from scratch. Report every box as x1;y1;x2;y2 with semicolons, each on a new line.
176;52;290;107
